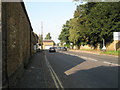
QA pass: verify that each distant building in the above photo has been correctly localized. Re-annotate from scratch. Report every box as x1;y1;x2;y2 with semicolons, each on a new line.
31;32;39;52
32;32;39;44
42;40;55;49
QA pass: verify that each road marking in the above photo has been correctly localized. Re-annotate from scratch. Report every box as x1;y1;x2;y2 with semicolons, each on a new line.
60;52;98;62
87;58;98;61
103;61;112;64
44;53;64;89
49;64;64;89
60;52;120;66
48;65;59;88
103;61;120;66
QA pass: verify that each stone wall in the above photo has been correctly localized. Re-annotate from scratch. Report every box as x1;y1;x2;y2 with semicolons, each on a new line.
106;40;120;51
2;2;38;88
78;40;120;51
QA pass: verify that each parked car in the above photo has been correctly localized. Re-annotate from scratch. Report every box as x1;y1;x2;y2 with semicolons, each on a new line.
60;47;67;51
36;48;41;52
49;47;56;52
55;47;61;51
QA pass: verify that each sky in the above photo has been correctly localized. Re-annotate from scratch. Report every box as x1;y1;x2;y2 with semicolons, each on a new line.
24;1;78;43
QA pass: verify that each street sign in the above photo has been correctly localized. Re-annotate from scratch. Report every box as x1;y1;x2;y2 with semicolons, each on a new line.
113;32;120;40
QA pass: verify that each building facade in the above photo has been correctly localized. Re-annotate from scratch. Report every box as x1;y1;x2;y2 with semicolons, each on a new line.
42;40;54;49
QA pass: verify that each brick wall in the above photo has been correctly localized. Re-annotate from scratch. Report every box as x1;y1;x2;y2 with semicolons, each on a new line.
2;2;38;88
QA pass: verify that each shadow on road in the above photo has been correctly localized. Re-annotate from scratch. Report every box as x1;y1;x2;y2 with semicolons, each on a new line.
47;51;86;73
47;51;119;88
67;65;119;88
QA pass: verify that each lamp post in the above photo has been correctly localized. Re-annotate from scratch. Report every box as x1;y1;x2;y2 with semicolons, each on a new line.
70;43;73;49
102;38;106;51
41;21;43;50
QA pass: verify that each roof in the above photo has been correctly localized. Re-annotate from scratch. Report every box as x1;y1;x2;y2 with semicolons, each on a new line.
32;32;39;39
43;40;54;42
21;1;33;31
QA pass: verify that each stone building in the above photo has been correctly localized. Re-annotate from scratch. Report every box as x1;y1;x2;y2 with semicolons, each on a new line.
2;2;38;88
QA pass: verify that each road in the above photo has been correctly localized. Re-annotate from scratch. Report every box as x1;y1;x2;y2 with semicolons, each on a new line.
44;50;119;88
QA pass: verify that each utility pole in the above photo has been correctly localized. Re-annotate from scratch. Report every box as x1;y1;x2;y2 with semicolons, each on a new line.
41;21;43;50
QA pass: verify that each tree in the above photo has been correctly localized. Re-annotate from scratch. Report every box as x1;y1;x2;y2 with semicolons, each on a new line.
59;2;120;49
38;34;43;45
58;20;70;44
69;3;97;48
84;2;120;48
69;18;80;48
45;33;51;40
72;2;120;49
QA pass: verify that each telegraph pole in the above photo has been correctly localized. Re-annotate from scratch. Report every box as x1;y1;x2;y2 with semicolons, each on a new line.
41;21;43;50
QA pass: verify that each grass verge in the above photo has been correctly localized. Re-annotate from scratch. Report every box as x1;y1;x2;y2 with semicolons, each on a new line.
100;50;120;56
80;49;96;51
70;49;120;56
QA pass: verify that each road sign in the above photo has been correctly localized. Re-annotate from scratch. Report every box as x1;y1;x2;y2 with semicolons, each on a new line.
113;32;120;40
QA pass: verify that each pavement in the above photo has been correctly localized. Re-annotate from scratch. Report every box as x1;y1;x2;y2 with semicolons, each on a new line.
15;51;55;88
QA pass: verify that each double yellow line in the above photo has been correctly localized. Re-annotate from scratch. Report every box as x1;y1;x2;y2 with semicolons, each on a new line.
44;53;64;89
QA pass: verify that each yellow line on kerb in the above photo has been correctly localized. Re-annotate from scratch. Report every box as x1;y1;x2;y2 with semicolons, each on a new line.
44;52;64;89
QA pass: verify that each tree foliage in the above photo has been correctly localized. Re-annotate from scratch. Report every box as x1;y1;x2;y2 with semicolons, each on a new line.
58;20;70;44
45;33;52;40
38;34;43;45
84;2;120;47
59;2;120;49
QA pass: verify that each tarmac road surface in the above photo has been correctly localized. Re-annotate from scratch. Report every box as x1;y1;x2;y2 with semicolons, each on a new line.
45;50;119;88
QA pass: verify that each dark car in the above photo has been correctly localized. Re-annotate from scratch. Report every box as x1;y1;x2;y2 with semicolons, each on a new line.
55;47;61;51
61;47;67;51
49;47;56;52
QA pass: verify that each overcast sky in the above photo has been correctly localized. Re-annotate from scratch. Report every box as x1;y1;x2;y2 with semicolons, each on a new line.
24;2;77;43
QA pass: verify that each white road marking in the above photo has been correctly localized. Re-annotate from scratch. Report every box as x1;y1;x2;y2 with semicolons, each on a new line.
60;52;119;66
49;65;64;88
103;61;112;64
44;53;64;89
87;58;98;61
48;65;59;88
103;61;120;66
